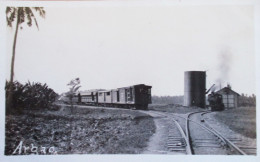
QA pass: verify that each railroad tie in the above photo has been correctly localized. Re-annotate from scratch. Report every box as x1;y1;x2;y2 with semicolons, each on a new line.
194;144;221;148
194;141;219;144
168;148;186;151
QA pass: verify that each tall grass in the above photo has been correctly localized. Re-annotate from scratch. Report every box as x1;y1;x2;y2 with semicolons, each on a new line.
214;107;256;138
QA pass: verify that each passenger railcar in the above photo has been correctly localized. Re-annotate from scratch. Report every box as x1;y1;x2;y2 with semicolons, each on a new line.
70;84;152;110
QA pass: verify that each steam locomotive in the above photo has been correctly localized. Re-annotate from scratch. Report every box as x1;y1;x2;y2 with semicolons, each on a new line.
60;84;152;110
207;92;224;111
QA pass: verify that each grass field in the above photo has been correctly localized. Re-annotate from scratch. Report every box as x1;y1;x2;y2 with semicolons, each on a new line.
213;107;256;138
5;106;155;155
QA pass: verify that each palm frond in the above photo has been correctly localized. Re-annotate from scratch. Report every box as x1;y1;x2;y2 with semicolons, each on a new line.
6;7;45;29
18;7;25;25
6;7;17;27
6;7;11;14
33;7;46;18
25;7;33;27
28;7;40;30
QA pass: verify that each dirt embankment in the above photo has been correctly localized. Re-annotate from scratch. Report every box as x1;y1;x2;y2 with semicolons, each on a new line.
5;106;155;155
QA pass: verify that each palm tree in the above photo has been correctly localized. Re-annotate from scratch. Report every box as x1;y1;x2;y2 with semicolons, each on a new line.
6;7;45;113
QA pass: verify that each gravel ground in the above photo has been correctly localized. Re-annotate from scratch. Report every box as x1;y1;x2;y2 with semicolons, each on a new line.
5;105;155;155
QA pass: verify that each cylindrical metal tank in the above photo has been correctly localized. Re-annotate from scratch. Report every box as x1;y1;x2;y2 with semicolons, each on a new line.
184;71;206;108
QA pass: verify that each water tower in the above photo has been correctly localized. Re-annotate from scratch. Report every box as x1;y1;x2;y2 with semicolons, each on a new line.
184;71;206;108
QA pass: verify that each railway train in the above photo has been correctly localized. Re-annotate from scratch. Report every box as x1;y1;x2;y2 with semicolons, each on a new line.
207;92;225;111
61;84;152;110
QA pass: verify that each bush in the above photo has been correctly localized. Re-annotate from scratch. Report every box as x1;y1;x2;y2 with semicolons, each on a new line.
5;81;58;110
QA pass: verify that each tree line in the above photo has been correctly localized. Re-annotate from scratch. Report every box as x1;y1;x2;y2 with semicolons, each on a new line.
152;94;256;107
238;94;256;107
152;95;184;105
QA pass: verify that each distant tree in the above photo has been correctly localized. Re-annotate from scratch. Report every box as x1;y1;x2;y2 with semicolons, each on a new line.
238;93;256;107
6;7;45;114
66;78;81;113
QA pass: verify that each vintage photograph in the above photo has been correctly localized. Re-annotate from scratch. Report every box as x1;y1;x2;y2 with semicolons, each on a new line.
2;1;257;157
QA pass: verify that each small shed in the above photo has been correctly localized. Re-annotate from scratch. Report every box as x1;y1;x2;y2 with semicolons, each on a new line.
215;86;240;109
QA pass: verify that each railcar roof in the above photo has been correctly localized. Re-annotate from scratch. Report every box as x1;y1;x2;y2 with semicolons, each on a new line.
117;84;152;89
78;89;105;95
78;84;152;94
97;90;113;93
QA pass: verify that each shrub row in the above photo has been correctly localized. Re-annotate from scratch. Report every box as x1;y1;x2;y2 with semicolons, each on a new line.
5;81;58;110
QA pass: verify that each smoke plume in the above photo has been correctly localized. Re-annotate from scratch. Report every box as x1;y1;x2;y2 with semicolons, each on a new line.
215;48;233;90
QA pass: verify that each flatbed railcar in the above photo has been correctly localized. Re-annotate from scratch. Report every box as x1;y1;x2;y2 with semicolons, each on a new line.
64;84;152;110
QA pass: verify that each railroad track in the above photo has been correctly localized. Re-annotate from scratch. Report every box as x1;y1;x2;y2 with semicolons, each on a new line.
149;110;238;155
201;112;257;155
186;111;231;154
171;111;256;155
147;111;192;154
168;118;192;154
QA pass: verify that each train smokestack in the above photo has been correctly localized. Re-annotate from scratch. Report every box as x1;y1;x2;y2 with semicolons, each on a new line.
184;71;206;108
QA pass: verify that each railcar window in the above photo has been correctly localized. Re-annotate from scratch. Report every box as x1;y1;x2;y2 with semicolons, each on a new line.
127;88;133;101
106;92;110;96
130;88;132;95
117;91;120;102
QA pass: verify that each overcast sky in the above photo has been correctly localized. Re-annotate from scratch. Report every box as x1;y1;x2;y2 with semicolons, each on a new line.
5;4;255;96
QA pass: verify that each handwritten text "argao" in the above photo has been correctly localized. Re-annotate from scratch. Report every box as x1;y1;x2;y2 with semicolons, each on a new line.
12;141;57;155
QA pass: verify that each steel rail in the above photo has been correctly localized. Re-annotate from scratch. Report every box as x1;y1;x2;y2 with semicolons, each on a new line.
185;112;193;154
173;118;192;154
187;111;227;146
173;112;228;148
147;110;192;155
200;112;247;155
145;106;248;155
